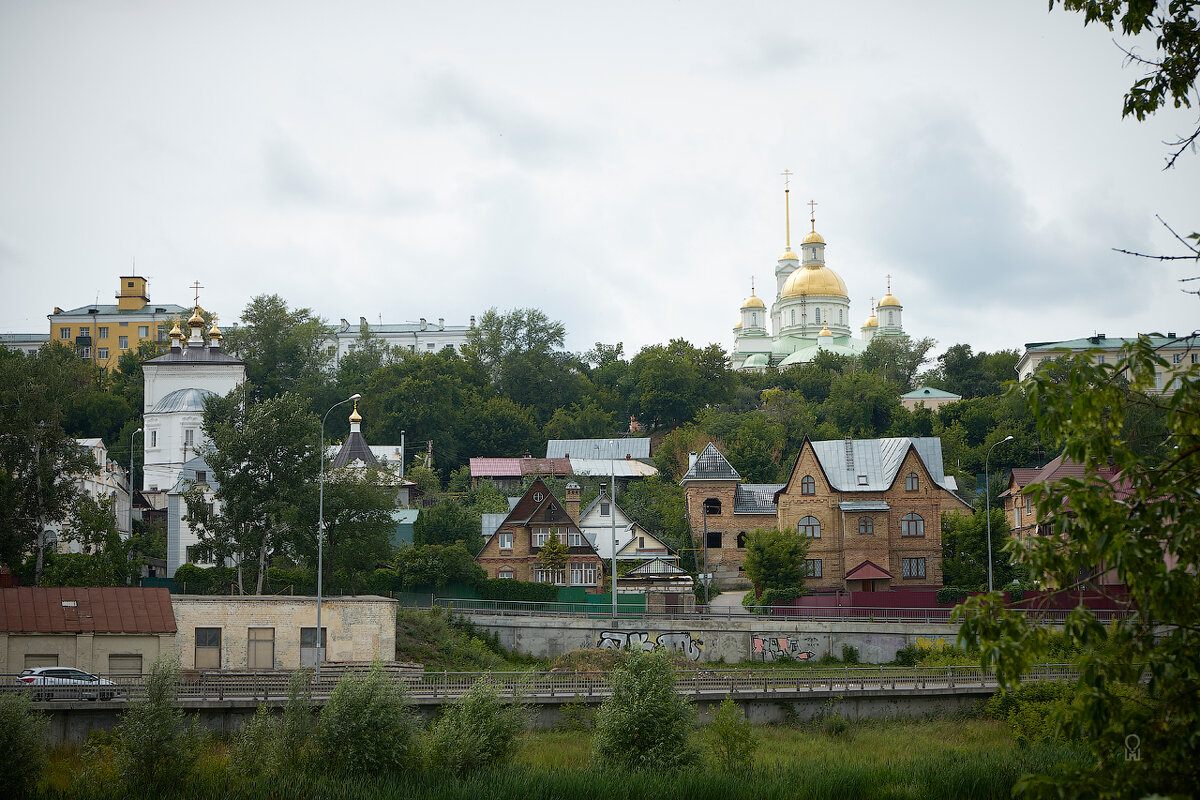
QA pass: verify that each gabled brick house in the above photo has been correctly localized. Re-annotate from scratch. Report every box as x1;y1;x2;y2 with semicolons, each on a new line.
475;478;605;591
682;438;971;590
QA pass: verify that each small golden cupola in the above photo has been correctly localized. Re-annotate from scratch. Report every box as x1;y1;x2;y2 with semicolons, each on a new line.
207;314;223;342
348;399;363;433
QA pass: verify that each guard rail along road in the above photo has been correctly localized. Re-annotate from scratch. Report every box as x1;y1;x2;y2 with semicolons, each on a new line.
6;664;1080;705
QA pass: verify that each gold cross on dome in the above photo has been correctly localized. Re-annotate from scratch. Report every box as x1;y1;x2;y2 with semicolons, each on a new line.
781;169;792;190
190;280;204;306
808;199;818;220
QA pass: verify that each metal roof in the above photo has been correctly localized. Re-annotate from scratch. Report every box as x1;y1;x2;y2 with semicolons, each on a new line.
332;431;378;468
546;438;651;460
481;513;507;543
679;442;740;482
900;386;962;400
52;303;189;317
734;484;785;513
569;458;658;477
470;458;524;478
0;587;176;634
838;501;891;511
808;437;952;493
149;387;216;414
626;558;689;577
145;346;244;365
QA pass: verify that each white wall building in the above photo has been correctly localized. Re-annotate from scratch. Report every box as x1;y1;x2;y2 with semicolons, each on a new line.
326;316;474;368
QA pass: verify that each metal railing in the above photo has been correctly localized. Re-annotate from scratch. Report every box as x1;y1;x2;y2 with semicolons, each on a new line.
4;663;1079;704
434;597;1131;624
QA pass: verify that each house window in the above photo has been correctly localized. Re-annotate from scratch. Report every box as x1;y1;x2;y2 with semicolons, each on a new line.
150;430;157;447
798;516;821;538
534;567;566;585
600;502;610;516
1173;353;1183;364
300;627;327;650
805;559;822;578
902;557;927;579
108;654;143;674
639;536;645;549
800;475;815;495
195;470;207;484
791;309;796;325
248;628;274;669
570;562;597;586
498;532;513;550
905;472;919;491
60;328;71;340
78;347;90;359
498;569;514;579
751;312;757;326
157;324;166;341
568;530;584;547
736;531;747;548
79;326;90;337
707;530;722;548
888;312;894;324
1098;355;1106;364
184;429;194;447
118;336;129;349
839;309;843;324
533;492;544;502
703;498;722;515
859;517;873;535
1015;505;1022;526
195;628;221;669
1024;496;1032;515
98;326;108;339
532;529;550;547
1193;354;1198;364
97;348;109;360
901;513;925;537
1154;372;1163;390
138;326;149;338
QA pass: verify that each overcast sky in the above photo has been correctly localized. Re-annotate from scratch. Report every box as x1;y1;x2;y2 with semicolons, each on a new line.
2;1;1196;362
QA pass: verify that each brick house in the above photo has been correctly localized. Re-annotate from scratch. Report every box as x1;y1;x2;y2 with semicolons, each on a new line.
475;478;606;591
681;438;971;591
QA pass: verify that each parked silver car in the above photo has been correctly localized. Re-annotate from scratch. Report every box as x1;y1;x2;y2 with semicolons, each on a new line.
16;667;121;700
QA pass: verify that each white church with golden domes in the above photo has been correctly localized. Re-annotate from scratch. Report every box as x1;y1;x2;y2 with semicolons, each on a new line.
731;189;905;372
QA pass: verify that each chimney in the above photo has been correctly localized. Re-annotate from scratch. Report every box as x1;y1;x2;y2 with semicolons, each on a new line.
340;318;349;331
688;451;698;470
359;316;368;329
565;481;581;522
470;315;476;328
420;317;427;330
438;318;444;330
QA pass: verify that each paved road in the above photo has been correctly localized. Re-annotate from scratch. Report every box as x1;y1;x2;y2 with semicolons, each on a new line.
708;589;751;614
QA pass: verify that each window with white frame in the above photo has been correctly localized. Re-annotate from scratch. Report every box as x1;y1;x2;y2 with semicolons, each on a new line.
798;516;820;538
533;491;544;502
119;335;129;349
79;326;90;337
570;562;597;586
498;532;513;550
532;529;550;547
97;348;109;360
567;530;583;547
98;326;108;339
1173;353;1183;364
902;557;927;579
138;325;149;338
805;558;822;578
60;328;71;340
534;567;566;584
498;569;514;579
901;513;925;537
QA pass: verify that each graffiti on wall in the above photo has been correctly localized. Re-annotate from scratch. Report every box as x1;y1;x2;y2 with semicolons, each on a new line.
597;630;704;661
752;633;818;662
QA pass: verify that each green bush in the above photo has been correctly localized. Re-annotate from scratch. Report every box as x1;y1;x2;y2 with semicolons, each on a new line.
0;691;47;799
171;563;236;594
936;587;971;605
841;644;860;664
315;662;417;776
705;696;756;774
425;677;528;775
594;651;697;771
985;682;1074;746
232;671;315;778
113;654;204;792
480;577;558;602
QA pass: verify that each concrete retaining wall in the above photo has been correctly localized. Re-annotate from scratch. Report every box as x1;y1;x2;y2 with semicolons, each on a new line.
471;614;962;664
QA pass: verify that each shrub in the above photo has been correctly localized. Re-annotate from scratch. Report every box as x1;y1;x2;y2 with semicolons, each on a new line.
841;644;860;664
985;681;1075;745
480;577;558;602
706;696;756;774
315;662;417;776
113;654;204;792
936;587;971;605
0;691;47;799
425;677;527;775
232;671;315;778
593;651;697;771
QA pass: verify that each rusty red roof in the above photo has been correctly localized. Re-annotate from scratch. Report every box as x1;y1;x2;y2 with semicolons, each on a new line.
0;587;176;634
519;457;572;476
469;457;523;477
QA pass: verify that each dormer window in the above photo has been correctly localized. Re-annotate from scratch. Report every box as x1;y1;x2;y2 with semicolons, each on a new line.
533;491;544;502
600;502;610;516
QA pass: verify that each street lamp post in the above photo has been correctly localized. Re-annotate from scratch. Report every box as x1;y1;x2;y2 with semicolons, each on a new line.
609;443;617;620
985;435;1014;592
129;428;142;540
316;393;361;683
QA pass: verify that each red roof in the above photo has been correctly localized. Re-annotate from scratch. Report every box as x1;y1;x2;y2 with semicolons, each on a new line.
519;457;572;476
0;587;176;634
469;458;523;477
845;560;893;581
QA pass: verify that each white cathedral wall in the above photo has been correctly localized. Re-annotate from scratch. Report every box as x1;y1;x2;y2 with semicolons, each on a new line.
142;364;244;412
143;410;207;492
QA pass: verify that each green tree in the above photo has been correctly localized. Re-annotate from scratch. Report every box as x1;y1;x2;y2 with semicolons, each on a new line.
725;414;786;483
113;654;203;792
223;295;334;404
394;542;485;590
0;690;47;798
314;662;418;777
456;396;541;458
940;508;1022;591
956;337;1200;798
537;528;570;575
413;499;482;553
543;400;618;440
187;391;319;594
742;527;809;592
705;695;757;774
860;334;937;391
628;339;732;430
594;651;697;771
424;676;527;775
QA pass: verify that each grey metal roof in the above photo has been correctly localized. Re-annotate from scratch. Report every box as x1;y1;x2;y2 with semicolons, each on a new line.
149;387;216;414
332;431;378;468
546;438;651;460
734;484;785;513
53;303;189;317
679;442;740;482
809;437;952;493
568;458;659;477
838;501;891;512
900;386;961;400
168;456;219;493
626;558;688;577
481;513;507;543
146;346;244;365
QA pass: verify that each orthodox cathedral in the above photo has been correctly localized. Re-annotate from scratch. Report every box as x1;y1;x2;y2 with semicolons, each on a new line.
731;189;905;371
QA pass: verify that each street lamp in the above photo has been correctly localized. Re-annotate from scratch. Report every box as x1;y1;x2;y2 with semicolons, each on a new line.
129;428;142;540
316;393;361;682
985;435;1014;592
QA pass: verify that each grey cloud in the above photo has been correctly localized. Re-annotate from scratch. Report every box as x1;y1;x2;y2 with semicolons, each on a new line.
721;31;815;76
262;134;336;204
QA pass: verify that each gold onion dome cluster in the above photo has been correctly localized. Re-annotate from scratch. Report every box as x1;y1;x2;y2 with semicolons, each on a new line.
741;293;765;309
802;229;825;245
781;263;849;299
863;312;879;328
878;291;901;307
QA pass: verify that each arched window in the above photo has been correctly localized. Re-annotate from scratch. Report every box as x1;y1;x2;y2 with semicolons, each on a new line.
905;472;919;491
798;516;821;538
703;498;722;515
814;308;821;324
859;517;873;535
791;309;796;325
839;309;844;324
889;311;894;324
751;312;757;326
901;513;925;537
800;475;815;495
736;531;748;548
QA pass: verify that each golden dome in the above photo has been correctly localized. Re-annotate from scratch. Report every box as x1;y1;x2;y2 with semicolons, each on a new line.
802;229;825;245
734;320;743;329
208;314;222;340
863;314;878;328
819;326;832;337
349;400;362;424
878;293;901;308
169;317;183;339
779;249;799;261
741;293;765;309
780;264;849;299
188;306;204;326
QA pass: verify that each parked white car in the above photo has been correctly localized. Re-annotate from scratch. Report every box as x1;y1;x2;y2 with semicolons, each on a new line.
16;667;122;700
